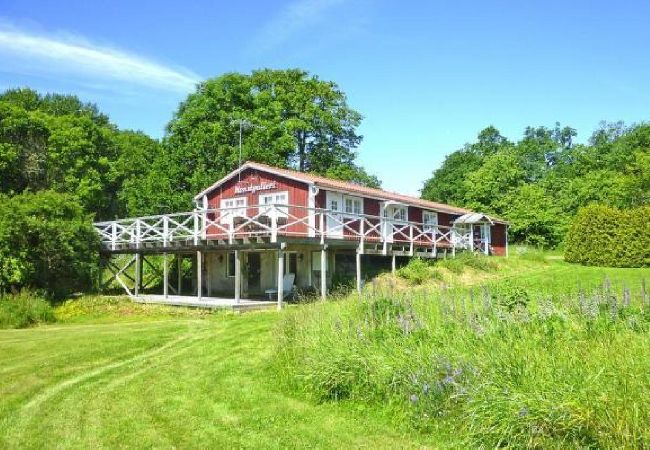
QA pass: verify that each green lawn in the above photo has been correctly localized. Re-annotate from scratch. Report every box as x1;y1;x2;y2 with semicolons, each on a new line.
1;254;648;448
0;312;435;448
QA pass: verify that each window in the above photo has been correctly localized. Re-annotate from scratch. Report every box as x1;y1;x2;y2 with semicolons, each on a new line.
330;199;339;211
423;211;438;233
226;251;236;277
393;206;407;222
344;196;362;216
259;191;289;217
220;197;247;224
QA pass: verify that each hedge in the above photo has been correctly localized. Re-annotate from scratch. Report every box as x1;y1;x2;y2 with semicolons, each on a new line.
564;204;650;267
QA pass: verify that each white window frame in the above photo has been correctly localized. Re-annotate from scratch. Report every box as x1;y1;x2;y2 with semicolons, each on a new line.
343;195;363;217
423;211;438;233
392;206;407;223
220;196;247;224
258;191;289;218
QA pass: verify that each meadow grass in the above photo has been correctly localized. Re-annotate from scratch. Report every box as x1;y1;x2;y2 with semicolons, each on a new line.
2;253;649;447
274;254;650;448
0;299;437;448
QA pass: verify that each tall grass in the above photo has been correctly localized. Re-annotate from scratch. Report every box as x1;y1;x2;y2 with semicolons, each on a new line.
274;277;650;447
0;291;55;329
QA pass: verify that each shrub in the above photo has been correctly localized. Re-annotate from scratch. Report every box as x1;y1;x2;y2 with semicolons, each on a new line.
397;258;441;285
0;291;56;329
0;191;100;298
565;204;650;267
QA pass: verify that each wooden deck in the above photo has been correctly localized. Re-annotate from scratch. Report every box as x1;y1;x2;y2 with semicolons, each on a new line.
134;295;277;311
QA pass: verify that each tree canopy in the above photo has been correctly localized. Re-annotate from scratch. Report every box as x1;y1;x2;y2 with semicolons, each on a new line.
127;69;379;214
0;88;159;220
421;122;650;247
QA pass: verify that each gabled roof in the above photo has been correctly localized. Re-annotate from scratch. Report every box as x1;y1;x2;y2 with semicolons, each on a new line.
195;161;507;223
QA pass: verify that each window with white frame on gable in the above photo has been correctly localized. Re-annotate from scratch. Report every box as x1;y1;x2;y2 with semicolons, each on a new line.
258;191;289;217
219;197;247;224
423;211;438;233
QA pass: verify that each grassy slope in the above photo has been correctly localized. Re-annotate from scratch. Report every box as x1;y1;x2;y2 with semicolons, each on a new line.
1;254;648;448
0;311;434;448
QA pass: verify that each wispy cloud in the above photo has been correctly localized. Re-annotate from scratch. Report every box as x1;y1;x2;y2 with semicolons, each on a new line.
247;0;347;53
0;24;201;93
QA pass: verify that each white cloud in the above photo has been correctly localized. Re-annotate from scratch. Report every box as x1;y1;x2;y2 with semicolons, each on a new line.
248;0;346;53
0;24;201;93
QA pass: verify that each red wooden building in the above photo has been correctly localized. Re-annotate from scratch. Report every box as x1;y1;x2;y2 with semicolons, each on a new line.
95;162;508;308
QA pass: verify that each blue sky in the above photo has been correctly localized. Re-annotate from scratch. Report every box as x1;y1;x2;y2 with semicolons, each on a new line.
1;0;649;196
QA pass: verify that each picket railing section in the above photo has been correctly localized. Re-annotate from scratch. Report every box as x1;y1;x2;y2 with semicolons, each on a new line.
94;204;486;254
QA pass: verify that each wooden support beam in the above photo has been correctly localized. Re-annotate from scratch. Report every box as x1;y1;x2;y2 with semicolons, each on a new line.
320;246;327;300
234;250;241;304
277;249;285;310
196;250;202;301
177;255;182;295
391;253;396;274
163;252;168;298
356;250;362;294
134;253;142;296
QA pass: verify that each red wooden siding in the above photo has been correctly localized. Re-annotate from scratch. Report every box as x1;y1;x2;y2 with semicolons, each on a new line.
490;223;507;256
204;168;310;238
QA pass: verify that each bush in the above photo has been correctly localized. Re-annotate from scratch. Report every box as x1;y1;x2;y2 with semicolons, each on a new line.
565;204;650;267
397;258;441;285
0;191;100;298
0;291;56;329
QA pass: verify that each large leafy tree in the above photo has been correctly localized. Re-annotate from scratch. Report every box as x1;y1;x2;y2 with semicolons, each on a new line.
0;88;158;219
0;191;100;298
421;122;650;248
132;69;378;213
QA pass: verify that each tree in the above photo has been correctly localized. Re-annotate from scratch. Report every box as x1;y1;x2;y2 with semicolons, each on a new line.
0;88;159;219
421;126;510;205
0;191;100;298
138;69;377;212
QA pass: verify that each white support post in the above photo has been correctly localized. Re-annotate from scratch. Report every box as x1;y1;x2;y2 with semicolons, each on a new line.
484;224;489;255
409;225;414;256
271;214;278;243
111;222;117;251
135;219;141;249
356;250;362;294
134;253;142;296
505;226;509;257
320;246;327;300
359;220;365;254
391;253;396;274
163;216;169;247
177;255;182;295
319;213;325;244
196;251;202;301
277;249;285;310
234;250;241;304
163;252;169;299
193;213;199;245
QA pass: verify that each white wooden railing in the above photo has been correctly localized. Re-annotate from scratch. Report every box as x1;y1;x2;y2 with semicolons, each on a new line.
94;204;487;254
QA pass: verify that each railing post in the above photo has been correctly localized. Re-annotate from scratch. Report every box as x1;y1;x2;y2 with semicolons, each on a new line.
135;219;141;249
359;219;365;254
271;208;278;243
163;215;169;247
319;212;325;245
111;222;117;251
193;212;199;245
409;225;414;256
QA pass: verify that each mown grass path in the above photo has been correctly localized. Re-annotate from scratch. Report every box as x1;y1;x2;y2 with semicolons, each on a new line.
0;313;435;449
